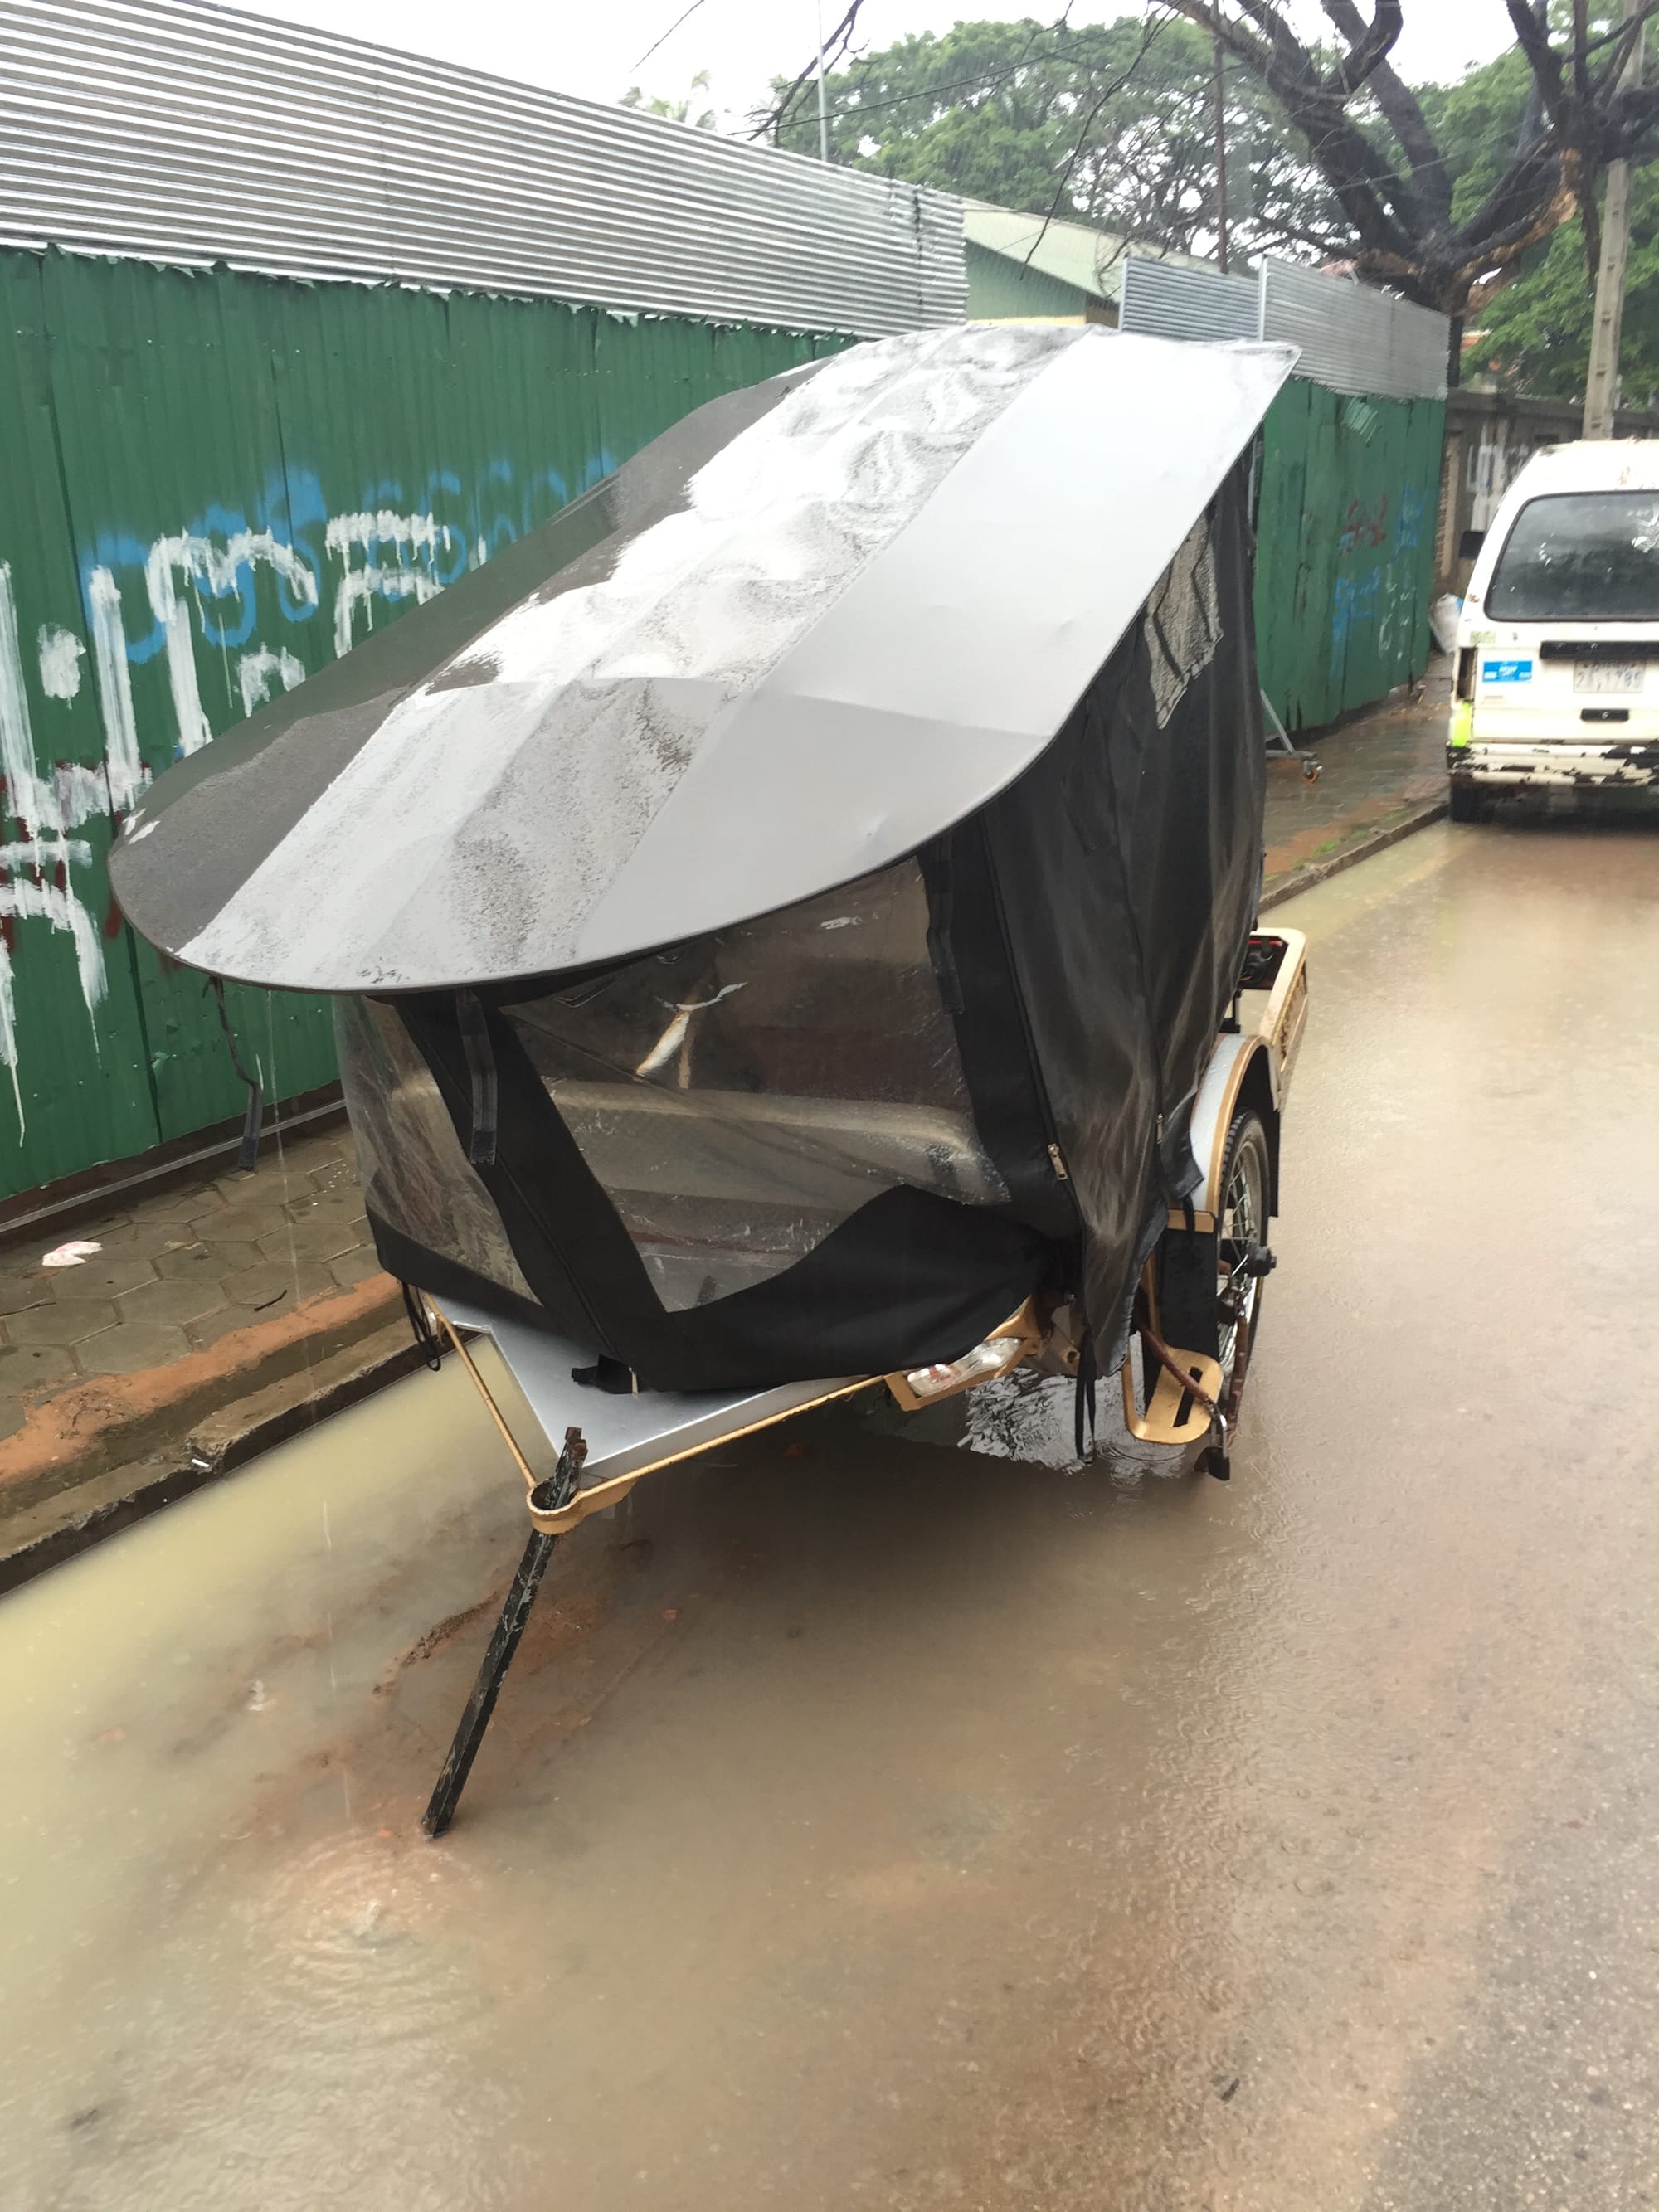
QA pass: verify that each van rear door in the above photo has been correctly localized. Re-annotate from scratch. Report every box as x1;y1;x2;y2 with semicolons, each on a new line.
1477;490;1659;742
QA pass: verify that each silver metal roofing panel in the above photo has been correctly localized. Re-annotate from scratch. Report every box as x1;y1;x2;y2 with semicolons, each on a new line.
1121;251;1447;402
1258;258;1447;402
0;0;965;337
111;324;1297;993
439;1296;861;1492
1118;256;1260;344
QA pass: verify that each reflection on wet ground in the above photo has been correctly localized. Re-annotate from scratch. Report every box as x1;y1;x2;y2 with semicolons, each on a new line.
5;818;1659;2210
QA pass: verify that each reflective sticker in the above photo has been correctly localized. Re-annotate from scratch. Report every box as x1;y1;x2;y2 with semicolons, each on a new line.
1449;701;1473;749
1481;656;1533;683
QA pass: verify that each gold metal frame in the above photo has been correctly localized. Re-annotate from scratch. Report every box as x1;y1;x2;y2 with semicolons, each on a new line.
881;1296;1047;1412
1118;1343;1223;1446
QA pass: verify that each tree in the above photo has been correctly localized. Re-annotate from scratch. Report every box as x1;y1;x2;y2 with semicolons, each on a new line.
1404;37;1659;401
766;16;1346;263
1155;0;1659;329
1467;168;1659;397
622;70;718;129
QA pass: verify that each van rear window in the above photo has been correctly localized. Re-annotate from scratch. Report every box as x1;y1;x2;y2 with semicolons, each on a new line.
1488;492;1659;620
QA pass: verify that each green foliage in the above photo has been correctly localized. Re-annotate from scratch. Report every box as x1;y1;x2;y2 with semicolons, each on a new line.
1413;46;1533;226
1468;169;1659;402
761;7;1658;402
1411;27;1659;401
771;16;1345;260
622;71;718;130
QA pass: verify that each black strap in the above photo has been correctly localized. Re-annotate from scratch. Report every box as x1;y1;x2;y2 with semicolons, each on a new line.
572;1355;640;1395
1073;1330;1098;1462
455;989;498;1167
207;978;263;1173
401;1282;444;1372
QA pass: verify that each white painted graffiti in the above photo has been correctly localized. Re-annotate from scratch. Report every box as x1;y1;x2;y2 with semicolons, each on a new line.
325;510;454;659
144;528;319;758
0;562;105;1130
0;452;612;1132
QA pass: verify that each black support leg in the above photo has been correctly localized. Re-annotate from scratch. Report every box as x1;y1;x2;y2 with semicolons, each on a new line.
422;1424;587;1840
422;1528;560;1837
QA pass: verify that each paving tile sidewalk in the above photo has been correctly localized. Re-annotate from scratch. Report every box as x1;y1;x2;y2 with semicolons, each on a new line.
0;1127;402;1545
1261;660;1451;903
0;669;1453;1563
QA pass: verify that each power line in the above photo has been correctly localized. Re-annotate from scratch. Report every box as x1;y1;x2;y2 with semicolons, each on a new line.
632;0;712;77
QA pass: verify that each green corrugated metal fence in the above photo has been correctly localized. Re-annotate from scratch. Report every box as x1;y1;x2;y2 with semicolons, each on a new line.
1254;381;1445;731
0;248;846;1200
1;250;1445;1203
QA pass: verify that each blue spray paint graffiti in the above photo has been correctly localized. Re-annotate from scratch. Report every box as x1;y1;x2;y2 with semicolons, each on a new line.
4;447;615;1092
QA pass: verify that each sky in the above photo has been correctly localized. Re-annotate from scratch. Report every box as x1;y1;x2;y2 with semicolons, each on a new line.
226;0;1520;126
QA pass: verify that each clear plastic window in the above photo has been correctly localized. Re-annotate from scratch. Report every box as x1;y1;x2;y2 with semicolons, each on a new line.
506;861;1007;1311
334;998;535;1304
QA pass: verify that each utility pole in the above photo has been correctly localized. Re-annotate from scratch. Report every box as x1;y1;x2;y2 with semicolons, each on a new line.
815;0;830;163
1214;35;1230;275
1584;0;1645;438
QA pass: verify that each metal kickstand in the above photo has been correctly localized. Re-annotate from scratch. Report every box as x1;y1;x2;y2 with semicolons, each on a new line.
1262;687;1321;780
422;1424;587;1839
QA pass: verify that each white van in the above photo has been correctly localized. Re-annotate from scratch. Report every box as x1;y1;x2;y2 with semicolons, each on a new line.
1451;440;1659;819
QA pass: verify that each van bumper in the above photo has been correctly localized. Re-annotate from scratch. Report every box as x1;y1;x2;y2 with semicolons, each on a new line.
1446;739;1659;791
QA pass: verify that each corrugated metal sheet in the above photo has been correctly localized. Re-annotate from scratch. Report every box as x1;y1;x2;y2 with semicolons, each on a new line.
1118;250;1447;727
0;247;849;1198
1253;380;1445;729
0;0;966;338
1258;259;1447;403
1118;256;1259;343
1120;250;1447;402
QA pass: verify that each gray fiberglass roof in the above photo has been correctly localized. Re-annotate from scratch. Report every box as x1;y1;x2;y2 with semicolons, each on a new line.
110;324;1296;992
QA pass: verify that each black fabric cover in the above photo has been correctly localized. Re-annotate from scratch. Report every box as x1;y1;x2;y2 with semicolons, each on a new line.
360;461;1264;1392
966;462;1265;1369
393;986;1053;1393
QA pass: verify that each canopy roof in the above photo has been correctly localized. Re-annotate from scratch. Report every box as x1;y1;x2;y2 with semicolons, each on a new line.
110;324;1295;993
962;201;1208;307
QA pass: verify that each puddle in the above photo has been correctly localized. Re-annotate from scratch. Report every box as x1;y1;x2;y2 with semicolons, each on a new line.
6;824;1659;2208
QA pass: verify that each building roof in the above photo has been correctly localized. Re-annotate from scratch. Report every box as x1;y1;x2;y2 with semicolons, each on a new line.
962;202;1204;306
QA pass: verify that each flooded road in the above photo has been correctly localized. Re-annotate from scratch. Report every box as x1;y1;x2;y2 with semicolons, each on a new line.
5;818;1659;2211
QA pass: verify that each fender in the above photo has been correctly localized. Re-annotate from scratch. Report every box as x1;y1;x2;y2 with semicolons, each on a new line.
1170;927;1309;1229
1149;929;1307;1369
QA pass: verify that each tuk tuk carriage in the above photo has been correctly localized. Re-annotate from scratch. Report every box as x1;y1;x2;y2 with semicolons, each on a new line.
111;323;1309;1833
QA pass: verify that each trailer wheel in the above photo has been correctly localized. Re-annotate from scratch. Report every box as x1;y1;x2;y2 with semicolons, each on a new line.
1216;1108;1272;1411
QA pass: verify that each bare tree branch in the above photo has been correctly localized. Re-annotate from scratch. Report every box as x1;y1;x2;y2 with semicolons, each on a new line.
1160;0;1418;258
1319;0;1450;224
1321;0;1400;100
1154;0;1659;318
748;0;867;143
1021;12;1169;265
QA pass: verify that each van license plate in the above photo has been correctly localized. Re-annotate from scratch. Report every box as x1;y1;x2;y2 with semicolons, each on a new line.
1574;660;1643;693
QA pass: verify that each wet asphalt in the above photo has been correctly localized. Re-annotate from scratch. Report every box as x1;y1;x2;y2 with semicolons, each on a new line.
2;813;1658;2211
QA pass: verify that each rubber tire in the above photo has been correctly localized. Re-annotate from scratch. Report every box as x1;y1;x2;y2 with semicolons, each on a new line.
1447;780;1486;823
1215;1108;1272;1419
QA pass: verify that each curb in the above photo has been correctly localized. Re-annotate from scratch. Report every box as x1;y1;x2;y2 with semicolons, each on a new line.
0;1320;428;1596
0;1275;403;1512
1261;796;1448;912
